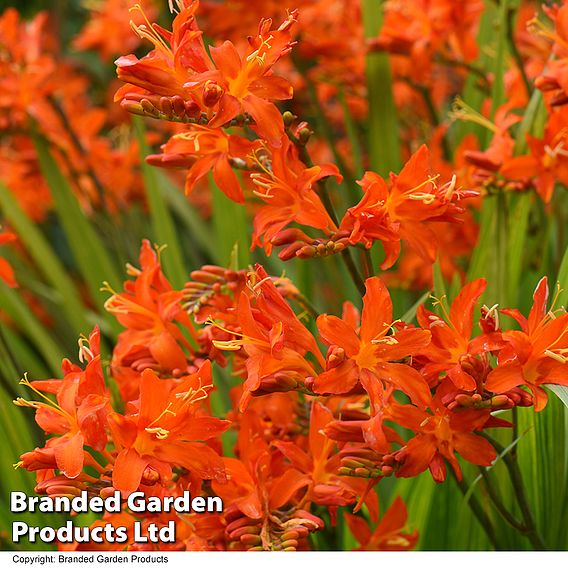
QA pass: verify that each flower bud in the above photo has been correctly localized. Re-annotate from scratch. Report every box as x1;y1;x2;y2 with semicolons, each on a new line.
203;81;224;107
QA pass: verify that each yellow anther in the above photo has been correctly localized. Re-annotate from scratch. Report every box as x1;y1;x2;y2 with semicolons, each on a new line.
408;193;436;205
129;5;172;55
145;427;170;440
544;349;568;364
482;303;500;329
78;336;94;364
371;336;399;346
444;174;458;201
212;339;243;351
386;537;411;547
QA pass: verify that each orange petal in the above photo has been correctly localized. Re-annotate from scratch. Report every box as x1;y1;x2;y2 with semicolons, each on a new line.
213;155;244;203
344;513;372;547
377;363;432;408
397;435;437;478
113;448;147;493
394;144;431;195
0;257;17;287
312;360;359;395
269;469;311;509
243;94;284;146
139;368;171;425
309;401;334;459
449;278;486;339
317;314;360;356
447;364;477;391
360;277;392;343
528;277;548;334
54;432;85;479
376;495;408;536
485;364;525;393
454;433;496;467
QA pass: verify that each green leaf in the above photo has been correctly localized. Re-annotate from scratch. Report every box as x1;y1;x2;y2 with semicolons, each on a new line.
557;243;568;307
0;386;64;548
211;175;250;268
401;291;430;324
133;117;188;288
463;431;527;504
0;284;64;375
33;133;122;335
0;326;50;389
452;1;498;145
489;0;510;118
506;193;532;306
547;385;568;409
338;90;364;180
514;90;546;153
517;396;568;548
159;173;216;261
0;182;89;336
361;0;401;175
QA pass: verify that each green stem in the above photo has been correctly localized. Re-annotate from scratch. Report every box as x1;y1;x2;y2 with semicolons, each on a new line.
361;248;374;279
451;469;502;550
337;89;365;179
434;55;492;93
496;189;509;307
0;326;22;398
295;293;320;320
404;79;452;161
478;467;525;532
506;7;532;99
47;96;108;207
285;128;366;295
341;249;366;296
486;435;547;550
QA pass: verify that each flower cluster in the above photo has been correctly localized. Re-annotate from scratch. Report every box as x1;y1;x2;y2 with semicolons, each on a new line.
16;239;568;549
5;0;568;554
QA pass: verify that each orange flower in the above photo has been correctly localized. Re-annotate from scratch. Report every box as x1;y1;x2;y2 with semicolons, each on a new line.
212;412;309;520
273;401;379;516
534;4;568;106
73;0;159;61
108;362;229;493
211;411;323;550
116;2;297;144
250;137;341;254
313;277;431;451
339;145;476;269
416;278;504;391
105;240;198;399
314;276;431;402
185;11;298;144
501;106;568;203
368;0;483;85
15;327;110;479
114;1;205;101
213;265;325;410
392;381;499;483
486;277;568;411
0;137;53;221
146;125;258;203
345;496;418;551
0;8;57;129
